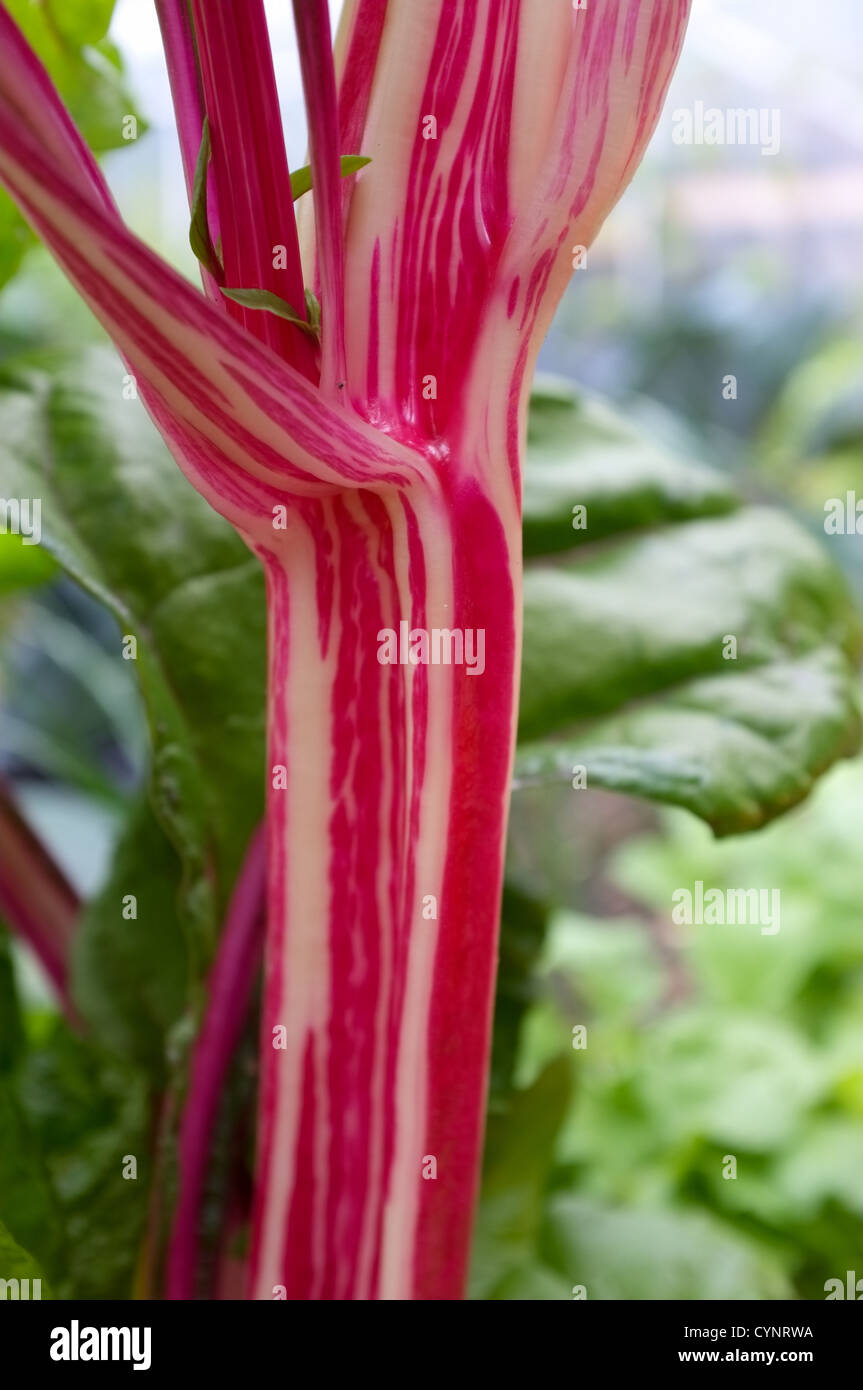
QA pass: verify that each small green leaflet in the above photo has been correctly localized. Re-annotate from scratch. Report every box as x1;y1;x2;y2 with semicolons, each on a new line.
189;135;369;275
189;117;222;278
304;289;321;335
220;287;320;340
290;155;371;201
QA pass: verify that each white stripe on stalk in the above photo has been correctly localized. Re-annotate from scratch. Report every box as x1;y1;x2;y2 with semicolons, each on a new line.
255;521;338;1295
378;497;456;1299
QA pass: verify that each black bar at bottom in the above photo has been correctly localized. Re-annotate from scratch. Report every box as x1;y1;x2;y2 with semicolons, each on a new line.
1;1297;859;1376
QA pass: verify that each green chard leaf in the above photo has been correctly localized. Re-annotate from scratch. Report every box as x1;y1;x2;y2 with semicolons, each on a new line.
517;378;863;836
11;1020;151;1299
71;801;188;1075
540;1196;792;1301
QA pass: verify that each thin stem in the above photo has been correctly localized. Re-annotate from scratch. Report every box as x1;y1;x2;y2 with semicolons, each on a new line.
292;0;348;395
188;0;317;375
154;1;206;199
165;824;267;1300
155;0;222;307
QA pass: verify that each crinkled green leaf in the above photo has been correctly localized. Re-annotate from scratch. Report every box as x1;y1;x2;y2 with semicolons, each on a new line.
3;603;147;795
540;911;665;1023
524;377;736;556
519;379;863;834
520;508;857;736
772;1119;863;1218
5;1;143;151
517;650;862;836
0;1076;61;1276
13;1021;150;1299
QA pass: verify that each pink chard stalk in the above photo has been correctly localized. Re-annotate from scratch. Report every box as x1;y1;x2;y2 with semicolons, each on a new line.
0;0;690;1299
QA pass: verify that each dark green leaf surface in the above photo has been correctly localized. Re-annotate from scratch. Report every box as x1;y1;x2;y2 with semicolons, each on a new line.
0;937;150;1301
13;1021;150;1299
518;379;862;834
524;377;737;556
0;348;266;965
71;801;188;1072
0;1076;62;1277
488;886;550;1106
516;650;861;836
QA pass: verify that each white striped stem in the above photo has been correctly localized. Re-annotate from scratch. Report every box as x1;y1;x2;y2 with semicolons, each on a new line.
249;474;521;1299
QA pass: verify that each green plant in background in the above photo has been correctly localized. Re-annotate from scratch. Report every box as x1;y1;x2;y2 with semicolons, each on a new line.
471;380;863;1301
485;758;863;1299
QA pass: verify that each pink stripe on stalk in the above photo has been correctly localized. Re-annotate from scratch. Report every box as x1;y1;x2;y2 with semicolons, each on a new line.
248;471;521;1301
413;487;517;1297
166;824;267;1300
335;0;389;155
0;5;116;217
154;0;207;202
496;0;692;360
0;102;430;513
341;0;690;442
154;0;223;308
291;0;349;396
189;0;317;376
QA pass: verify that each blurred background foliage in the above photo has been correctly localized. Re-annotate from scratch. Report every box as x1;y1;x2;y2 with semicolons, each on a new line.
0;0;860;1299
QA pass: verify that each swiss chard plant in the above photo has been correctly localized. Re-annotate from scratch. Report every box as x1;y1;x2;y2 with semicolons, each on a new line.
0;0;859;1302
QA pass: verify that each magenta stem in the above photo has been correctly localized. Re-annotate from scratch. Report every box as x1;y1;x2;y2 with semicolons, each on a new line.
165;823;267;1300
291;0;348;392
